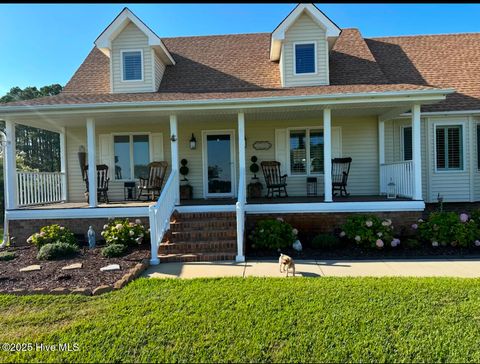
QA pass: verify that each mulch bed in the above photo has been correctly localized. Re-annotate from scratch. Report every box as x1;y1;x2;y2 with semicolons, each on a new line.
247;242;480;260
0;243;150;293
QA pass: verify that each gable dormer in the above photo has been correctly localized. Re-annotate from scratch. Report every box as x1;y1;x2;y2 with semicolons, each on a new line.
271;4;341;87
94;8;175;93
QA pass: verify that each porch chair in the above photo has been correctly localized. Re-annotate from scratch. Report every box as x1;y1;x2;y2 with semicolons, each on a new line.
260;161;288;198
137;161;168;201
332;157;352;197
83;164;110;203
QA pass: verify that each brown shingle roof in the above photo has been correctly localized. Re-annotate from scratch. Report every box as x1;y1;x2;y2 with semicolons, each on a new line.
4;30;475;110
366;33;480;112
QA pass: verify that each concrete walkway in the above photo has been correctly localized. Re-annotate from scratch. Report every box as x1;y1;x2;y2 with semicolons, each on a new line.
144;258;480;279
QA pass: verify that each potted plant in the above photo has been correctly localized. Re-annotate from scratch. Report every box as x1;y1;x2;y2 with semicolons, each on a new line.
179;159;193;200
248;156;263;198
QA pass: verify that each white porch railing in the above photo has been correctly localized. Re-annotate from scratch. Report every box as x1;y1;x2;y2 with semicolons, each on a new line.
16;171;65;207
380;161;414;199
148;170;177;265
235;175;246;262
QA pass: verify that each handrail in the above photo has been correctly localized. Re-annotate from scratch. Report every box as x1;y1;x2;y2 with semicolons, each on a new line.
16;171;66;207
148;170;177;265
235;172;246;262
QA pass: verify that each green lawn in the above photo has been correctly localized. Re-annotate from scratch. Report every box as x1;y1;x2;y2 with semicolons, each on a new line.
1;277;480;362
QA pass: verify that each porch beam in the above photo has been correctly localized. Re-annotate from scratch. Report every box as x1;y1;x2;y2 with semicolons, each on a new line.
4;120;17;210
86;118;97;207
170;114;180;205
323;108;333;202
59;127;67;201
412;104;422;200
237;112;246;204
378;107;410;123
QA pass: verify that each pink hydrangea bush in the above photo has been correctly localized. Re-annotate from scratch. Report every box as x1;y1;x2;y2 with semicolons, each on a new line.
341;215;399;249
101;218;149;247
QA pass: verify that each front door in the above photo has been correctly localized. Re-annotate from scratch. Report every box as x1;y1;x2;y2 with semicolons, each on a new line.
202;130;236;198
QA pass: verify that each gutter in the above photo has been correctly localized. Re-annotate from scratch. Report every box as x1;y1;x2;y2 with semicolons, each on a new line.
0;88;455;115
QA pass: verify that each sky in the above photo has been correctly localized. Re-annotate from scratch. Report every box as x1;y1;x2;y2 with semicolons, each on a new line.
1;3;480;95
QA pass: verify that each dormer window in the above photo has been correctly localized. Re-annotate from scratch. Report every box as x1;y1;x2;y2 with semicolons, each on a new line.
121;50;143;81
294;42;316;75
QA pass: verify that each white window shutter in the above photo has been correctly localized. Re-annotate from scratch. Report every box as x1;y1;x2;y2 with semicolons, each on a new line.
151;133;164;161
275;129;288;175
332;127;342;158
98;134;113;171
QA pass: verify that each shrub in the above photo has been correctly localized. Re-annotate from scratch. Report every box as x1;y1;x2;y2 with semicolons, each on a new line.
249;218;297;250
0;251;16;261
403;238;422;249
27;224;77;248
101;219;148;247
101;243;127;258
311;234;341;250
37;242;79;261
416;212;479;247
340;215;399;249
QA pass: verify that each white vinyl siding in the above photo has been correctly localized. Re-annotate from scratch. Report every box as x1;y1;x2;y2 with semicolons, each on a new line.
111;22;153;93
153;50;166;91
283;12;329;87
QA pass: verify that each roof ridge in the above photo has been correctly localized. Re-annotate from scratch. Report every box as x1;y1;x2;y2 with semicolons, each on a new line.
161;32;270;40
369;31;480;40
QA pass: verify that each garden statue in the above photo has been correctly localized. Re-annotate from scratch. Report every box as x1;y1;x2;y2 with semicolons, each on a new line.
88;226;96;249
292;239;302;252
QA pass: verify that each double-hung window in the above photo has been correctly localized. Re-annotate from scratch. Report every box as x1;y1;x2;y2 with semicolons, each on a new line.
289;128;324;175
294;43;316;75
435;125;463;170
477;124;480;170
122;50;143;81
114;134;150;180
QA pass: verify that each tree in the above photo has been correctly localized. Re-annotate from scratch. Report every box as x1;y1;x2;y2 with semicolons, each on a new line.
0;84;62;103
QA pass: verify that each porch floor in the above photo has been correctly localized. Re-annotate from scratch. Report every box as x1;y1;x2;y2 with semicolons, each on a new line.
16;195;409;210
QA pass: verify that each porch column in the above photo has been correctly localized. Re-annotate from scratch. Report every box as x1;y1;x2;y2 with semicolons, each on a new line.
323;108;332;202
237;112;246;203
170;114;180;205
59;127;67;202
378;120;385;165
4;120;17;210
86;118;97;207
412;104;422;200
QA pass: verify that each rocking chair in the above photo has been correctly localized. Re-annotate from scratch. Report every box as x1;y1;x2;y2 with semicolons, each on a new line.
83;164;110;203
137;161;168;201
332;157;352;197
261;161;288;198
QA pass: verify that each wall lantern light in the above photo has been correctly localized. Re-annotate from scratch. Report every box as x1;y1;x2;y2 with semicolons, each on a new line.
189;133;197;150
170;134;177;142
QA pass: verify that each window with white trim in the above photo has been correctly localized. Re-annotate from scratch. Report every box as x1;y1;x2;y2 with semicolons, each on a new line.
402;126;412;161
294;43;316;74
435;125;463;170
477;124;480;170
122;50;142;81
289;128;323;175
114;134;150;180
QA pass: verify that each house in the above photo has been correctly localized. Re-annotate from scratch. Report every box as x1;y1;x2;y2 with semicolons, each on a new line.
1;4;479;264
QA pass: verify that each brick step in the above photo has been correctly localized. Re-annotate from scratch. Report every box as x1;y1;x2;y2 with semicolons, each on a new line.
169;220;236;232
169;229;236;242
158;252;236;263
159;240;237;254
172;211;236;220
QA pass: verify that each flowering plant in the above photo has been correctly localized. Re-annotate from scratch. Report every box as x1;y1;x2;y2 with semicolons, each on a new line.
249;218;297;250
340;215;398;249
101;219;149;247
416;212;479;247
27;224;77;248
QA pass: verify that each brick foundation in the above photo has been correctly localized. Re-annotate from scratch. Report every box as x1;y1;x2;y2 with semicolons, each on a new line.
8;217;149;246
246;211;423;243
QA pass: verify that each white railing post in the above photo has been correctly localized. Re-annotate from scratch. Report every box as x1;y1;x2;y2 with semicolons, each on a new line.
4;120;17;210
86;118;97;207
59;127;67;202
149;205;160;265
323;108;332;202
235;201;245;263
412;104;422;200
170;115;180;205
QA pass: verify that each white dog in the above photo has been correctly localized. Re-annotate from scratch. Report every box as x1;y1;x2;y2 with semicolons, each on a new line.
279;253;295;277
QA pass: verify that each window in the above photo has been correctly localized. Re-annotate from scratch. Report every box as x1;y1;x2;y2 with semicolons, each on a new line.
294;43;316;74
402;126;412;161
289;128;323;175
114;134;150;180
435;125;463;170
477;124;480;170
122;50;142;81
